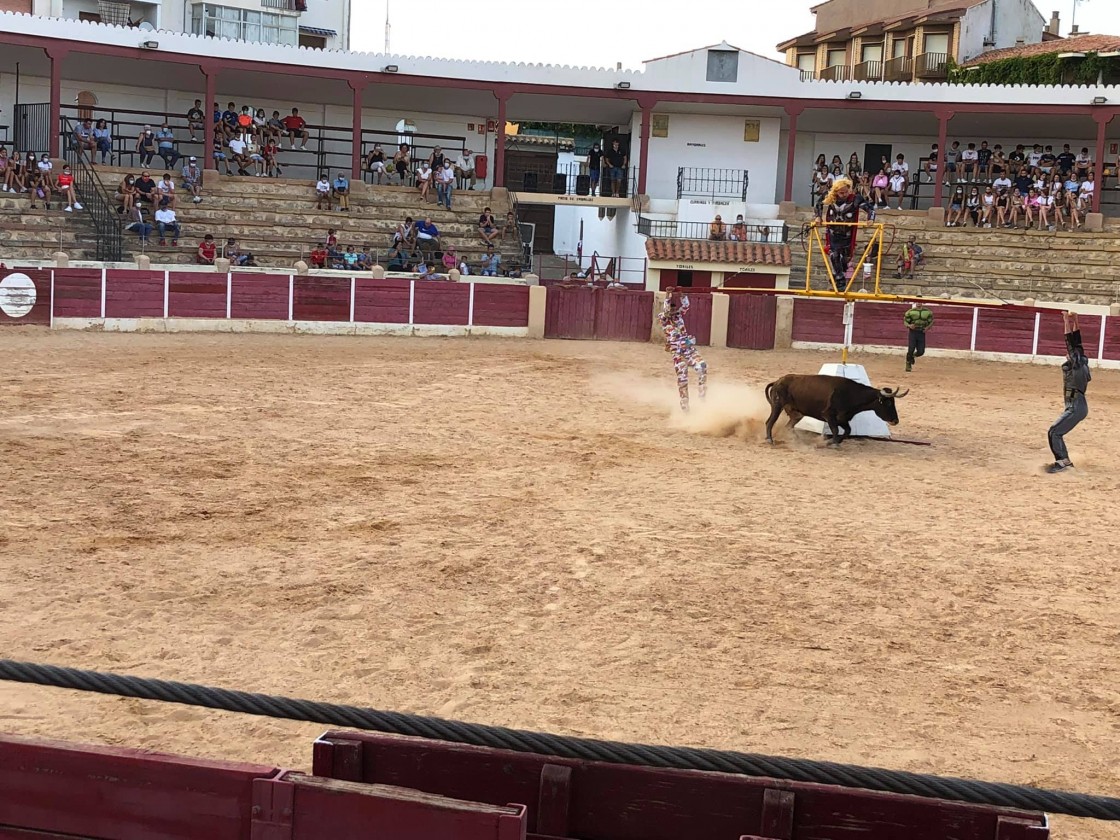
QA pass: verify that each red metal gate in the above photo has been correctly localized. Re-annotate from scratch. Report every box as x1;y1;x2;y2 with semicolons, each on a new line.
544;286;653;342
727;294;777;349
681;293;712;346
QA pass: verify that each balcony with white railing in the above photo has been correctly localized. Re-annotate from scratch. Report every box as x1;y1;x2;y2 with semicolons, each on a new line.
260;0;306;11
914;52;949;80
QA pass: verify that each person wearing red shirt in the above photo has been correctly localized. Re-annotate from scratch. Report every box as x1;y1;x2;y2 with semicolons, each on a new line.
197;233;217;265
56;165;83;212
309;243;328;269
282;108;309;150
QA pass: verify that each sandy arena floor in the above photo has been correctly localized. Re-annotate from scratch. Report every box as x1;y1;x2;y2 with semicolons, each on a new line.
1;330;1118;838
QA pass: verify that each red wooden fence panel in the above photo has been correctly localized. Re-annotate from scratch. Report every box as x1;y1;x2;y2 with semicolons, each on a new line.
293;276;350;322
276;773;526;839
596;290;654;342
851;302;908;347
727;294;777;349
105;269;163;318
354;278;411;324
791;298;844;344
0;269;52;326
230;273;289;320
974;308;1035;354
312;732;1048;840
473;284;530;328
50;268;102;318
681;293;712;346
0;733;275;840
544;286;596;339
414;281;470;326
924;305;974;351
168;272;227;319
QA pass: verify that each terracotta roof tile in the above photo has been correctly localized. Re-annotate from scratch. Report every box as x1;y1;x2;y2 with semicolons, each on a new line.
644;239;791;267
965;34;1120;66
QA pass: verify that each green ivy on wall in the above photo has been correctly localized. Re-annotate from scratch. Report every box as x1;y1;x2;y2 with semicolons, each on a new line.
949;52;1113;85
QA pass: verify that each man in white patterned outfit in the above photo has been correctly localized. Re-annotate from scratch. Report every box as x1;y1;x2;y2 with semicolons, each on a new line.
659;289;707;412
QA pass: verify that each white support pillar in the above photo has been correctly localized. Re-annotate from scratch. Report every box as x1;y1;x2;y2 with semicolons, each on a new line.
970;307;979;351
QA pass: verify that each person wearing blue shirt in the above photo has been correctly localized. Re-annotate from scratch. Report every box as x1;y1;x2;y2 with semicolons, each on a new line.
415;216;439;251
480;245;501;277
332;172;350;212
156;123;180;168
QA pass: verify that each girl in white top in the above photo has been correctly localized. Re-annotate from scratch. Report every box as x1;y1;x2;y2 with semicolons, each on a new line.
37;154;53;186
415;161;432;201
1078;177;1094;211
1037;188;1054;230
980;185;996;227
156;174;176;209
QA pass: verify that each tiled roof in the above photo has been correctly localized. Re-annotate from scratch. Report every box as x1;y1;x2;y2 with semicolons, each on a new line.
645;240;791;267
965;34;1120;66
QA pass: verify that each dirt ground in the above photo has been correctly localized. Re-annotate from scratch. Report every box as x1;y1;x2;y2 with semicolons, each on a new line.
1;330;1118;838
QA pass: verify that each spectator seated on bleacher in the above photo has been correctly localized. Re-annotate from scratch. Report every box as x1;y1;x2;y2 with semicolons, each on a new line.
181;157;204;204
56;163;81;213
134;170;157;206
73;118;96;163
156;123;180;169
455;149;476;189
226;238;256;267
220;103;239;141
365;143;387;185
387;243;409;272
441;247;459;272
283;108;310;150
116;174;137;211
157;172;177;210
393;143;412;184
357;248;373;270
155;198;182;247
125;205;153;244
315;173;332;210
480;245;500;277
478;207;498;245
93;119;112;165
415;216;440;251
416;160;433;202
332;172;350;212
186;100;205;142
198;234;217;265
309;243;328;268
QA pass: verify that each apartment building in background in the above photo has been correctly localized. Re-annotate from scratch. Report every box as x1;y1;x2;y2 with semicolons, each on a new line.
0;0;349;48
779;0;1048;82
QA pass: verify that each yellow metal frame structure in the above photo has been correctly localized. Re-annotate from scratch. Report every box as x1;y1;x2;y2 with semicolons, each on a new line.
804;220;885;297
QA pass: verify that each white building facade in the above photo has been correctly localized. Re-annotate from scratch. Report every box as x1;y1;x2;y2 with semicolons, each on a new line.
19;0;349;49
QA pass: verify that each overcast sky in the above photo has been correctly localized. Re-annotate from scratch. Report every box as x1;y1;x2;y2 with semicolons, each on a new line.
351;1;1115;67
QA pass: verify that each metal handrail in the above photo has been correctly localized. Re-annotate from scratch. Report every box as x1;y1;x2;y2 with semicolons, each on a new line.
636;215;787;244
915;52;949;78
61;115;123;261
676;167;750;202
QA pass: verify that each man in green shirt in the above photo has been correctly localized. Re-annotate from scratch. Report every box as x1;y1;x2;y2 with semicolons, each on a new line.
903;301;933;372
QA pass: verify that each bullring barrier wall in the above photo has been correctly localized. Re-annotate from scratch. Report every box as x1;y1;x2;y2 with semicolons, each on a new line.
2;267;1118;369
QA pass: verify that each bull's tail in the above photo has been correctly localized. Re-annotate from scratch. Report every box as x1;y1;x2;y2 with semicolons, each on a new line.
764;381;776;405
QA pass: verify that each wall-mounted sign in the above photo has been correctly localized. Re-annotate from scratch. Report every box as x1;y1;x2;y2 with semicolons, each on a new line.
651;114;669;138
1111;143;1118;156
743;119;760;142
686;142;707;148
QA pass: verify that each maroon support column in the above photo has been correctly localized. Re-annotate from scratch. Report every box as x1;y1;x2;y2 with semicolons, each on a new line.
349;78;367;181
931;108;953;208
783;106;803;204
46;47;68;158
636;97;655;196
202;63;218;172
493;86;510;189
1092;112;1112;214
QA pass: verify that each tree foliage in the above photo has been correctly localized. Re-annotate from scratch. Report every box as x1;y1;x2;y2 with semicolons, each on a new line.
948;52;1113;86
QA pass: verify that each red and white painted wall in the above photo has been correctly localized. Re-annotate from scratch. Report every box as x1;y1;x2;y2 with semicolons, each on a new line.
2;267;1118;370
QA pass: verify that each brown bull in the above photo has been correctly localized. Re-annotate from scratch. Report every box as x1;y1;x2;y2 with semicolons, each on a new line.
764;374;909;446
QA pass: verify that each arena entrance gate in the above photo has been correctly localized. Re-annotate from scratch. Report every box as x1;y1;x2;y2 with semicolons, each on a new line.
543;285;654;341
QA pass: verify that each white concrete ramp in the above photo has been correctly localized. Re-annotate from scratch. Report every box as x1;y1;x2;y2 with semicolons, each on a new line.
795;363;892;439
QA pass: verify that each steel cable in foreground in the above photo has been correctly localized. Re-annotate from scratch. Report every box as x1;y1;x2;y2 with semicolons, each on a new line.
0;658;1118;821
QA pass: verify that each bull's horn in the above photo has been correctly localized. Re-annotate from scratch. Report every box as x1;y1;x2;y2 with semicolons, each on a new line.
894;387;909;398
879;387;894;397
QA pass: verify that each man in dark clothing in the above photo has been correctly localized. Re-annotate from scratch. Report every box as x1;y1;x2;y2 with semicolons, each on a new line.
903;300;933;372
605;139;627;197
1056;144;1077;176
1046;311;1091;473
587;142;603;196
